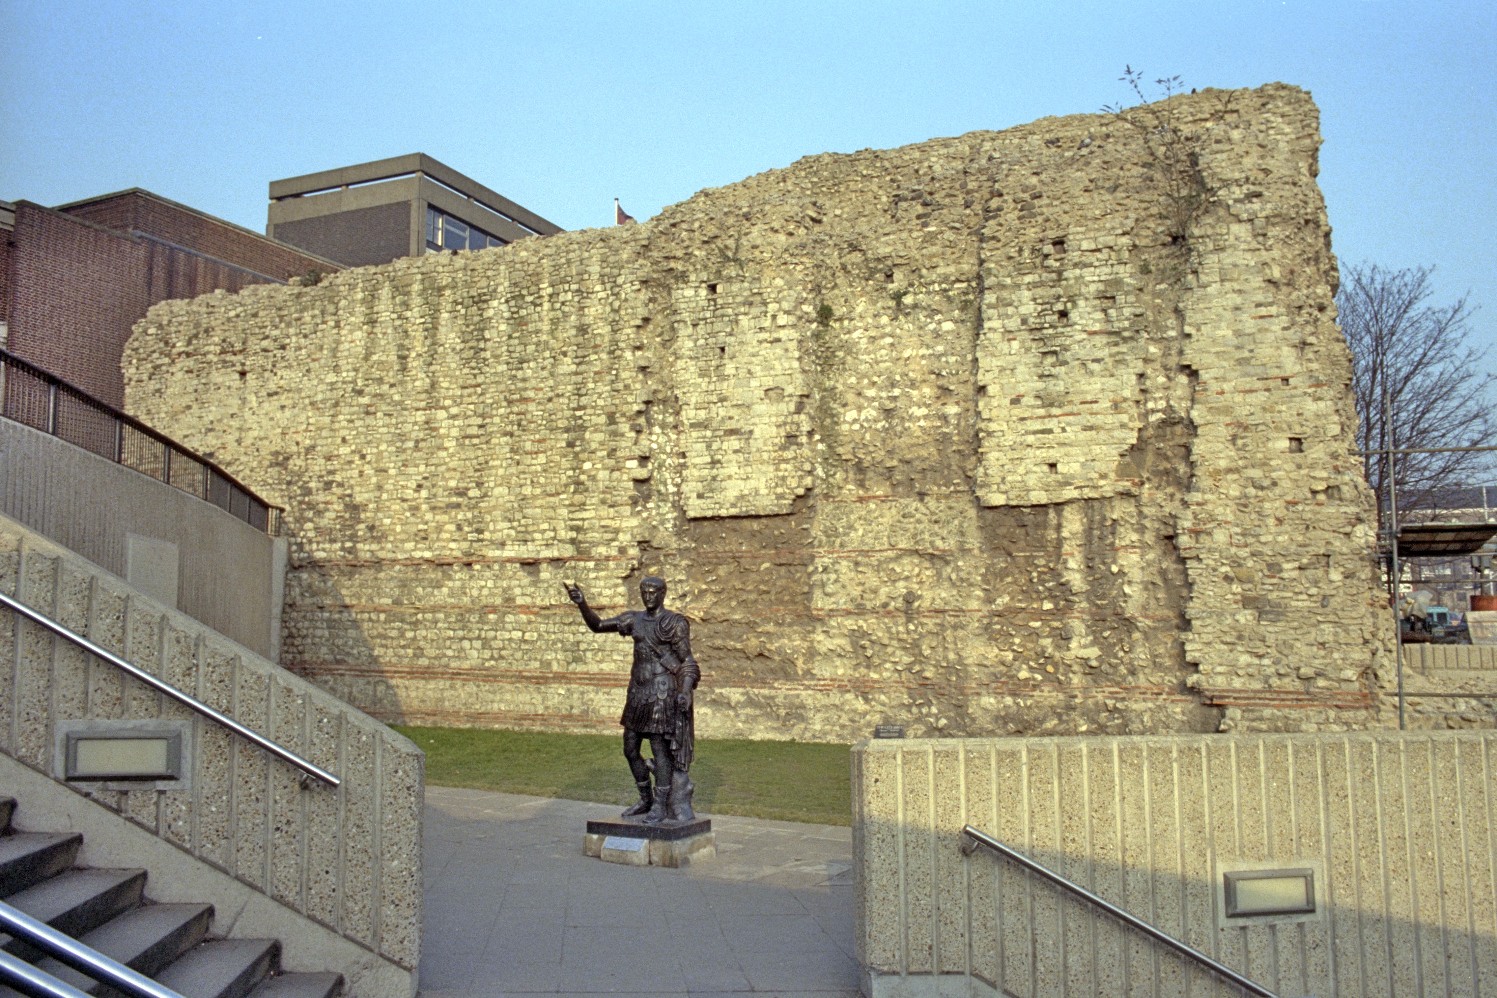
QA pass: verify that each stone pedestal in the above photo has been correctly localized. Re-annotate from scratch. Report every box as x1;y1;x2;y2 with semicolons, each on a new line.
584;816;715;868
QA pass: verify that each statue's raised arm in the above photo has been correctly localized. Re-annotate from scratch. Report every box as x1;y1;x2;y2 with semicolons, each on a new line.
564;581;610;633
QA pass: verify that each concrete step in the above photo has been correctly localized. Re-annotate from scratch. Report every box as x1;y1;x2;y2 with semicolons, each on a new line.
0;832;82;897
36;902;213;992
2;868;148;959
245;972;344;998
1;794;346;998
156;939;278;998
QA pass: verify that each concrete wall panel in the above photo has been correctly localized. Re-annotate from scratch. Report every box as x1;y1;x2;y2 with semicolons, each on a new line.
0;516;421;996
0;418;282;657
855;732;1497;998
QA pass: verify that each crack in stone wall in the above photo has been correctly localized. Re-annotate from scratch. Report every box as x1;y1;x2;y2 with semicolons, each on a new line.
124;84;1390;740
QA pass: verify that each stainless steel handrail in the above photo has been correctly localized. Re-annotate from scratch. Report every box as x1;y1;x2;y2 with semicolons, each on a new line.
0;590;339;788
960;824;1277;998
0;947;95;998
0;900;187;998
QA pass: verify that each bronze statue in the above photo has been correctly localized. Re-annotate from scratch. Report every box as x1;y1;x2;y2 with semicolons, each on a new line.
565;576;699;824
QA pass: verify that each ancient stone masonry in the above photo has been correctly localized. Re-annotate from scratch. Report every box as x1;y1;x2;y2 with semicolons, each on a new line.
125;85;1391;741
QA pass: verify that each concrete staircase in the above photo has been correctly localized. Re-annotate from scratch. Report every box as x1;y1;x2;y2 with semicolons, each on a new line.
0;796;342;998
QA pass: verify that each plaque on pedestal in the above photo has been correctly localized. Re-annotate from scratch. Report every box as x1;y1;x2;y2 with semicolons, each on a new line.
583;816;715;867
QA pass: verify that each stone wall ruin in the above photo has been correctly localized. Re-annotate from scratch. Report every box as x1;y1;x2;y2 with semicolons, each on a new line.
124;85;1391;741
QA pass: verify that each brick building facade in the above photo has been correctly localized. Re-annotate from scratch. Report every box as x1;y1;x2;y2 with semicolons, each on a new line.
1;190;340;407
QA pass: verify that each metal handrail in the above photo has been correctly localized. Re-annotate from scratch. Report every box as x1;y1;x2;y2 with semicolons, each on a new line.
0;900;187;998
960;825;1277;998
0;947;95;998
0;591;339;788
0;348;283;535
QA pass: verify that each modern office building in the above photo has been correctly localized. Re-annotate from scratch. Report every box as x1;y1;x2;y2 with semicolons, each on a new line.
266;153;563;268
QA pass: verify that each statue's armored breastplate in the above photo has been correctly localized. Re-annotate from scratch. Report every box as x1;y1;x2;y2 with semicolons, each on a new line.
631;614;668;684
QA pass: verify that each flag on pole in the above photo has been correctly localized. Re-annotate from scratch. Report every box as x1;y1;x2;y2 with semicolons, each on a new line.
614;198;636;225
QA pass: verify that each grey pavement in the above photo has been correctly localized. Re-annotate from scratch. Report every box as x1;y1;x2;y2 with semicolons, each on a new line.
420;786;860;998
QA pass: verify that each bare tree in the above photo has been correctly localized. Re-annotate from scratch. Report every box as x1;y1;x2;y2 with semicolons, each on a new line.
1337;262;1496;527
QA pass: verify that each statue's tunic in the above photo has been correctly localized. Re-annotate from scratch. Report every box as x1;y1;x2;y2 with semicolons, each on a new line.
608;608;698;767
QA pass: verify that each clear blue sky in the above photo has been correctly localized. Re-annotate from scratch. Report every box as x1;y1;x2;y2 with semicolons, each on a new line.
2;1;1492;368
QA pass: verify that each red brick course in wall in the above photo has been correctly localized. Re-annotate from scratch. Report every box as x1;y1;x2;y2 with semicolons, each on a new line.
2;191;339;408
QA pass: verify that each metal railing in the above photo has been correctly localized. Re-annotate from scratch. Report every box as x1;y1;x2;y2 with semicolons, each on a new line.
0;948;94;998
960;824;1277;998
0;349;282;535
0;590;339;787
0;901;186;998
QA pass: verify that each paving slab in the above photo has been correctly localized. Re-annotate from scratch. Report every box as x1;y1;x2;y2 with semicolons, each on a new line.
422;786;859;997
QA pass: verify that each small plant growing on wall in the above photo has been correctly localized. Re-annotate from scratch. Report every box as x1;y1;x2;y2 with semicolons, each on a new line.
1103;66;1234;254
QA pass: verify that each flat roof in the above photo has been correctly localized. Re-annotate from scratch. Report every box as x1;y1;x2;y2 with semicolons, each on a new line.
268;153;561;237
1395;522;1497;559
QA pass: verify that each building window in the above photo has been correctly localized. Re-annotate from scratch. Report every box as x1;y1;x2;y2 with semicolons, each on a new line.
425;207;505;253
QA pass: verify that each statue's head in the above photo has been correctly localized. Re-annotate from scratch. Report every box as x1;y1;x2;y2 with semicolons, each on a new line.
639;576;666;610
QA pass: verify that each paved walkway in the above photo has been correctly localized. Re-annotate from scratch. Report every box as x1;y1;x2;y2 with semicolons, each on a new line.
420;786;860;998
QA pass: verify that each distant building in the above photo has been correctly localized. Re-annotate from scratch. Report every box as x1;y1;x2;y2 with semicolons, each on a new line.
266;154;563;268
0;189;341;408
1395;483;1497;613
1409;484;1497;524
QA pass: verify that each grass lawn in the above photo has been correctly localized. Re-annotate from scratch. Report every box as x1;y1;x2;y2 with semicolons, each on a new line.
394;725;853;826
